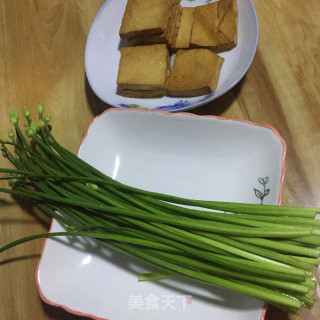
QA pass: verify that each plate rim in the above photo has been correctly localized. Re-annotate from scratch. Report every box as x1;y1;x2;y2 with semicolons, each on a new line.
35;108;286;320
84;0;259;112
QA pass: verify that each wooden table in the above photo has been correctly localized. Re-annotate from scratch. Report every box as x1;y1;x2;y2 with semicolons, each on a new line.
0;0;319;319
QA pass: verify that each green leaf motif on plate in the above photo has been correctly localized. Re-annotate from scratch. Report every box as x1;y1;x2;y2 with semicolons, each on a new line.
254;177;270;204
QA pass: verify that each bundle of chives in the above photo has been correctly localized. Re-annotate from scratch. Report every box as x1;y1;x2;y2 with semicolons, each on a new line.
0;105;319;315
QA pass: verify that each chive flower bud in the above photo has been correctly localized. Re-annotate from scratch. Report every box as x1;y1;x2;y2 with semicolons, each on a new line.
38;120;45;129
44;116;51;124
8;130;14;139
36;103;45;116
0;139;8;144
24;127;35;137
30;120;37;131
23;107;30;118
9;110;19;124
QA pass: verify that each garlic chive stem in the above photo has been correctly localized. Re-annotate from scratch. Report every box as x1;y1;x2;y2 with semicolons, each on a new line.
0;187;313;238
231;236;320;258
137;255;311;295
114;244;303;311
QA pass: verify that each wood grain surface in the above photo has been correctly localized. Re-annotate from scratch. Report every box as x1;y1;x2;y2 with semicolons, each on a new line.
0;0;319;319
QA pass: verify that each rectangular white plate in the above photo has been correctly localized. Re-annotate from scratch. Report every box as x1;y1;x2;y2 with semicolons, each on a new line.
37;109;286;320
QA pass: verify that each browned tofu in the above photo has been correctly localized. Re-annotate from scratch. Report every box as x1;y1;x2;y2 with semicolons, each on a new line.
119;0;174;39
119;88;167;98
167;2;183;48
189;2;219;49
189;0;238;52
171;7;195;50
127;35;167;46
216;0;238;52
127;0;181;46
117;44;169;91
167;49;224;97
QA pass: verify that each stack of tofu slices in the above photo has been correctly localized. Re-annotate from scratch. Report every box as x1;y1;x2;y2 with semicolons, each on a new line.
117;0;237;98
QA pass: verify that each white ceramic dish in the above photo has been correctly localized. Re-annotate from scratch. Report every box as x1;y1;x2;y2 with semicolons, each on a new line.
36;109;286;320
85;0;259;112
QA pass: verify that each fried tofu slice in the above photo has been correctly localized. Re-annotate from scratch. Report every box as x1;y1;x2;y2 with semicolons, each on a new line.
167;49;224;97
117;44;169;91
167;2;183;48
171;7;195;50
189;2;219;49
119;88;167;98
190;0;238;52
127;34;167;46
127;0;181;46
119;0;174;40
216;0;238;51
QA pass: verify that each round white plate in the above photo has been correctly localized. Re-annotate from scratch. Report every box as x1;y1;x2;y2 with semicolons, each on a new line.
37;109;286;320
85;0;259;112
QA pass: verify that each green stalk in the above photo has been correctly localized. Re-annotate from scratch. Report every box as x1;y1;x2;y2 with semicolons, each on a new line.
113;244;303;311
2;186;313;238
134;194;313;229
231;236;320;258
284;237;320;246
234;214;320;227
155;223;312;270
116;218;307;282
138;250;311;295
0;230;189;254
32;122;320;219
